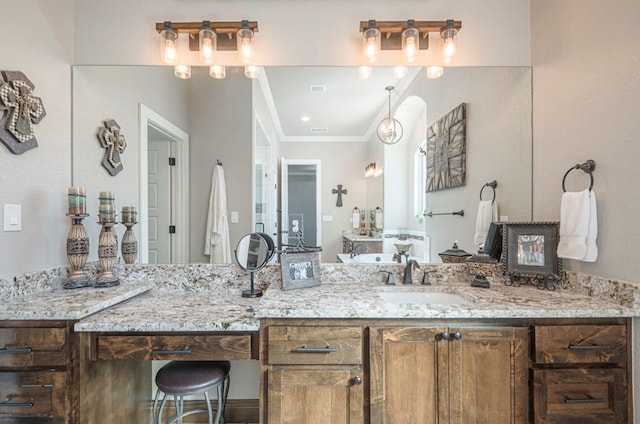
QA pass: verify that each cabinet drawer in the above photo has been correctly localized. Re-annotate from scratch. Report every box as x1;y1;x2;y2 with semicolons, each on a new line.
533;325;626;365
0;371;66;420
0;328;67;367
268;326;362;365
96;333;253;361
533;368;627;424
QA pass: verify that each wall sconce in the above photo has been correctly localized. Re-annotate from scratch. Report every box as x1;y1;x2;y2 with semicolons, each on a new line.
362;20;381;64
365;162;383;178
156;20;259;77
174;65;191;79
359;19;461;65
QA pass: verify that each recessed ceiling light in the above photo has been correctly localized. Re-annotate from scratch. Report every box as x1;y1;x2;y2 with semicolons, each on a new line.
301;116;311;122
310;128;328;133
309;84;326;93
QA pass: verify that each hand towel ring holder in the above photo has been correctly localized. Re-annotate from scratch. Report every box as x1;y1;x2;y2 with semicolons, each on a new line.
562;160;595;192
479;180;498;203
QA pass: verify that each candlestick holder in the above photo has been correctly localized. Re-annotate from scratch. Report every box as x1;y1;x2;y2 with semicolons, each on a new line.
64;214;91;289
96;222;120;287
121;221;138;264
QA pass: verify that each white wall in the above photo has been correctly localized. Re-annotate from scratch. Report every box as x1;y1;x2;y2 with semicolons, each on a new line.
531;0;640;284
0;0;74;279
73;0;531;67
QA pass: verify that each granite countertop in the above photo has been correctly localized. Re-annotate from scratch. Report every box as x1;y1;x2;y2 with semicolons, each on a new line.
0;282;153;320
256;280;636;320
74;289;263;332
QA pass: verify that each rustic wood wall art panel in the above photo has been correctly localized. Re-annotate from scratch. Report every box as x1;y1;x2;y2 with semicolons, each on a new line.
426;103;466;192
0;71;46;154
97;119;127;176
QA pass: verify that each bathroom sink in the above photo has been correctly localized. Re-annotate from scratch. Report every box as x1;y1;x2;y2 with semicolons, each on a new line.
377;290;473;306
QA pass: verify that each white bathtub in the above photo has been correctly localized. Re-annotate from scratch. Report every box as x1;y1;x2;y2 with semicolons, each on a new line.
337;253;425;264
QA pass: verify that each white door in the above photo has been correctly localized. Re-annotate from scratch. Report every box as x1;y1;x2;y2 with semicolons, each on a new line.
147;137;174;264
279;158;322;252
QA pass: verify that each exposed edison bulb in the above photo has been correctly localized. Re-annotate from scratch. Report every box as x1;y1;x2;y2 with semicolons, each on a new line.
363;26;380;64
174;65;191;79
358;66;372;79
160;22;178;65
209;64;226;79
443;37;457;58
402;27;419;64
245;65;259;79
237;27;254;65
426;66;444;79
393;66;408;79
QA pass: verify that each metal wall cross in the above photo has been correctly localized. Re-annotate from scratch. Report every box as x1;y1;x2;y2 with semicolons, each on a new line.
332;184;347;207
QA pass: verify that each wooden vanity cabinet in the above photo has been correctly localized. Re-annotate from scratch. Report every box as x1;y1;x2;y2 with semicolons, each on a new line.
261;320;365;423
369;325;529;424
0;320;74;423
532;323;630;423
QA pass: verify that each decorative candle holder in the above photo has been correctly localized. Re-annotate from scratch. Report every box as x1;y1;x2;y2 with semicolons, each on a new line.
64;213;91;289
121;206;138;264
96;220;120;287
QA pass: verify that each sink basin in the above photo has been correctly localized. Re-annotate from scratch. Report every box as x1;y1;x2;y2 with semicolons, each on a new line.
378;291;473;306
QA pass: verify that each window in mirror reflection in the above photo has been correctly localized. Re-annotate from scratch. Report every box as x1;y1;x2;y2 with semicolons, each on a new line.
414;139;427;218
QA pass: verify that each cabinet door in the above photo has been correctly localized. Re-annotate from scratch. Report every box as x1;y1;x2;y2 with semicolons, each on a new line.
370;326;447;423
267;369;364;423
448;327;529;424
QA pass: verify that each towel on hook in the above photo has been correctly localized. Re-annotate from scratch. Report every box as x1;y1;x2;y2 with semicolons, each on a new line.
204;164;232;263
473;200;498;246
557;189;598;262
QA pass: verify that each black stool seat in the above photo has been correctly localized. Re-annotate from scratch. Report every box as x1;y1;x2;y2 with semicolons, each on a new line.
156;361;231;395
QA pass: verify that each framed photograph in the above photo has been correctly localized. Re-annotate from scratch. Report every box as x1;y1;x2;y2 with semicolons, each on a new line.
281;250;321;291
502;222;563;287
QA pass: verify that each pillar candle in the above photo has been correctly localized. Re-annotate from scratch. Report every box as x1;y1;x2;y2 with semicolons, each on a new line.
67;186;86;215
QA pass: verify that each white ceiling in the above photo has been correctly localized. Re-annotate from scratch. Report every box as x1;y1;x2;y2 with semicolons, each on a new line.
261;66;421;142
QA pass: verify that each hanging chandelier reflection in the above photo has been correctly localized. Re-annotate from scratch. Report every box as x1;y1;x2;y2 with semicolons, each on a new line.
377;86;403;145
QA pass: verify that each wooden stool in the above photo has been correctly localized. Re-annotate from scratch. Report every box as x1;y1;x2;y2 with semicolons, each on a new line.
153;361;230;424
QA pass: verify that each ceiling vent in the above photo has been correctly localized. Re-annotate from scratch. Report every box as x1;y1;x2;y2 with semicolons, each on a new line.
310;127;328;133
309;84;327;93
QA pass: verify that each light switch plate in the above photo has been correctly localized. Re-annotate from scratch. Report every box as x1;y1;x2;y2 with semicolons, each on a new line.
4;204;22;231
322;215;333;222
231;211;239;223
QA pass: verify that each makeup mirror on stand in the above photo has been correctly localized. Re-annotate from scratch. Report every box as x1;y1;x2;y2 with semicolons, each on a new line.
235;232;275;297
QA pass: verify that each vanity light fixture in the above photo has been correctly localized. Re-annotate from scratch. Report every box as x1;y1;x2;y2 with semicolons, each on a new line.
244;65;259;79
358;19;461;64
155;20;259;77
365;162;383;178
377;86;403;145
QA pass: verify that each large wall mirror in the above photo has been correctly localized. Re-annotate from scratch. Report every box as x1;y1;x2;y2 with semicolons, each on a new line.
72;65;532;264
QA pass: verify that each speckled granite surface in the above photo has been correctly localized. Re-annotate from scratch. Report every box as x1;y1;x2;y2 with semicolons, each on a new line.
3;263;639;330
0;282;153;320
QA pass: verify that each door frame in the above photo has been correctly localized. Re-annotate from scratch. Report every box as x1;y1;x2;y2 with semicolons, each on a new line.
279;158;322;253
139;104;190;263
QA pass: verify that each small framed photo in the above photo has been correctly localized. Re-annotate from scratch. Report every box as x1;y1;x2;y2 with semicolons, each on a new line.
502;222;563;286
281;250;321;291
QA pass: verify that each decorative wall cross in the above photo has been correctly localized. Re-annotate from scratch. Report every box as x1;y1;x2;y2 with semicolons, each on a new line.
0;71;46;154
332;184;347;207
97;119;127;176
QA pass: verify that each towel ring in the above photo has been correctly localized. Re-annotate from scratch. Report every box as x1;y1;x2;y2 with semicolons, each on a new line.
479;180;498;203
562;160;595;192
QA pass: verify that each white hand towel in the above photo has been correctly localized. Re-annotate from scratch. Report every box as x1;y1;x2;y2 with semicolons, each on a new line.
474;200;498;245
557;189;598;261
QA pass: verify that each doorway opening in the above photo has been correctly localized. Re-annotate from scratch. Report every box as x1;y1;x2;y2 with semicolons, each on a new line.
139;104;189;263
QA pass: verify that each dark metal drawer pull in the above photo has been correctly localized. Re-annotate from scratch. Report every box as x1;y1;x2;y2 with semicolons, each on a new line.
0;347;33;354
564;395;604;404
296;345;338;353
152;348;192;355
0;399;34;408
568;343;610;350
